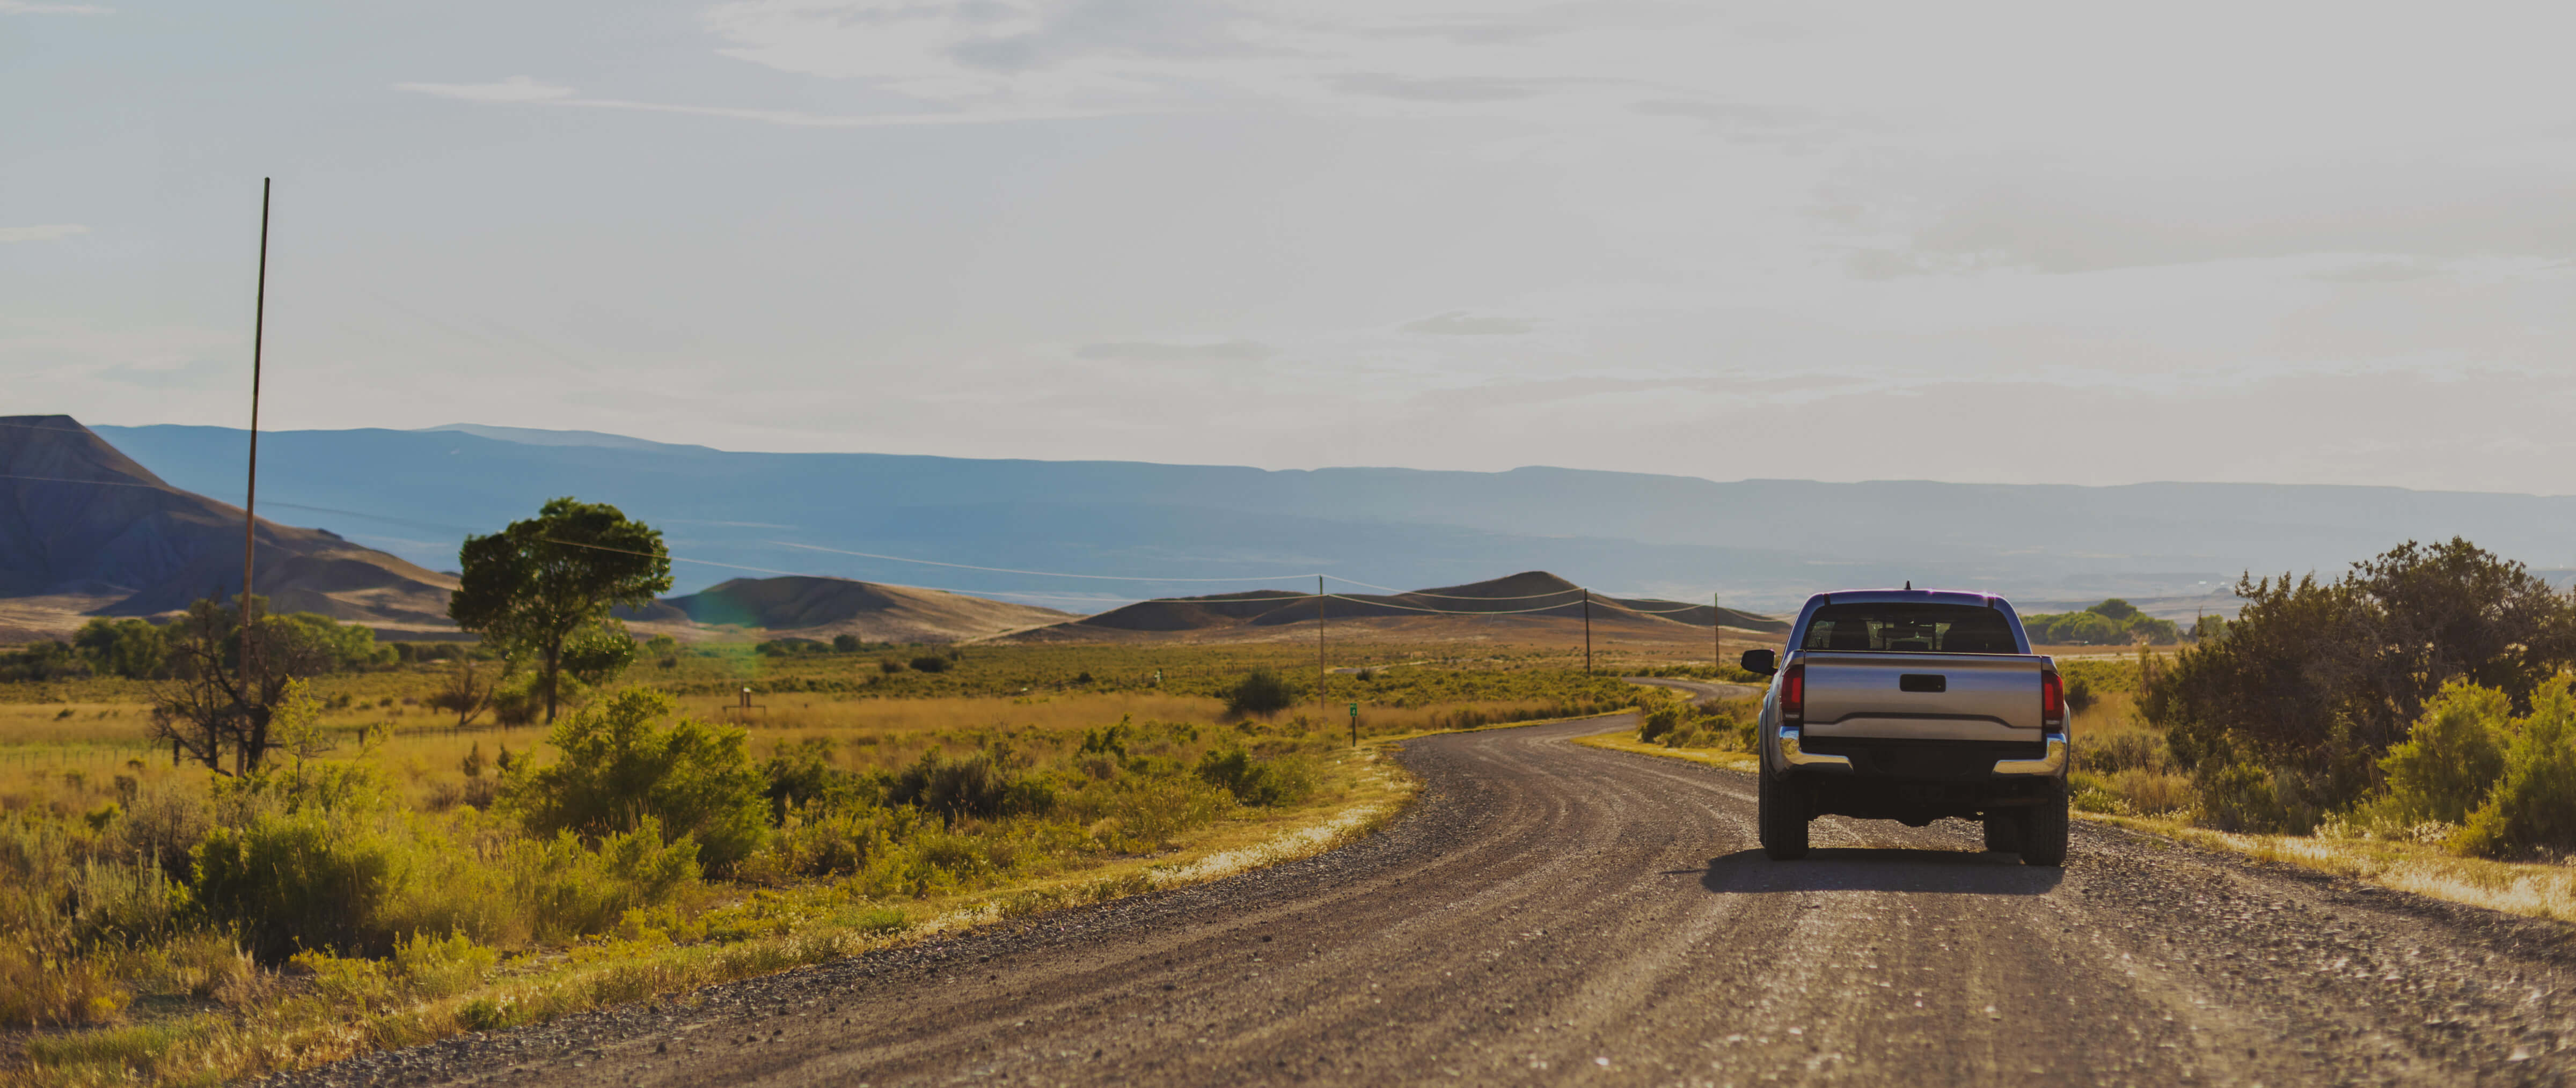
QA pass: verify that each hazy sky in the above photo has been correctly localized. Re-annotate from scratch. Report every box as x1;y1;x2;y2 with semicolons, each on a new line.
7;2;2575;494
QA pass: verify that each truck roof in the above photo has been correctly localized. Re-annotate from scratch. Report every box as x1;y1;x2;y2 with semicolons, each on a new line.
1801;589;2006;608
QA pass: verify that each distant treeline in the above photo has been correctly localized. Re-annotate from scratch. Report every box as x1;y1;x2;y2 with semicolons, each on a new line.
2021;598;2209;646
0;606;495;683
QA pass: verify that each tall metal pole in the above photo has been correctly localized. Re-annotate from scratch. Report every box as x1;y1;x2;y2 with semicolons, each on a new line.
240;178;271;675
1582;590;1592;675
1317;576;1327;725
1714;592;1722;671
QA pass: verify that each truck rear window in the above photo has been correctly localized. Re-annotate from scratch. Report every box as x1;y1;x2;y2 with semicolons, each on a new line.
1799;602;2019;654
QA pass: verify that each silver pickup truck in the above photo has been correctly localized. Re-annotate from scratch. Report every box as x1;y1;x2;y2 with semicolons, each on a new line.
1738;589;2069;866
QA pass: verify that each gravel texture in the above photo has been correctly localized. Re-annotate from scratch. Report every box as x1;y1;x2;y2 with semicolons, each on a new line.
271;714;2576;1087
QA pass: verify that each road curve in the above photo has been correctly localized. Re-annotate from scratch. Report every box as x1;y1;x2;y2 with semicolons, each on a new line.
1623;677;1760;703
283;715;2576;1087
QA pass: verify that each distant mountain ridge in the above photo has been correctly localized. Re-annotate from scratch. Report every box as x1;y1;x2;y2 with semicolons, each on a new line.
0;415;459;633
1036;572;1787;641
87;422;2576;613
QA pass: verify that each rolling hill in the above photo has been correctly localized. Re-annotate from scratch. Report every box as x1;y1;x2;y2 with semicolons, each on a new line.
1015;571;1787;644
0;415;460;637
628;576;1073;644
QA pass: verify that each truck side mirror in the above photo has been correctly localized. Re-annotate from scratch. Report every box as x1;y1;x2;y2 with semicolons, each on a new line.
1740;649;1776;676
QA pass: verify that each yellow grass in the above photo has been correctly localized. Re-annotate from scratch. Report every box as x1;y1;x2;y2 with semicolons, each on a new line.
18;748;1417;1086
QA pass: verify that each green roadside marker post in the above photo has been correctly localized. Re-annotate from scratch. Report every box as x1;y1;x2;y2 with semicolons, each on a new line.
1349;703;1359;747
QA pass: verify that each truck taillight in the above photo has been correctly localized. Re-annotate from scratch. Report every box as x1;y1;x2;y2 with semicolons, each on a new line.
2041;670;2064;729
1781;663;1805;726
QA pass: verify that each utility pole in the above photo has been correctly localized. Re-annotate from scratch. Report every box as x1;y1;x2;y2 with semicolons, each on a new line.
1713;591;1722;671
240;178;271;689
1317;576;1327;725
1582;589;1592;675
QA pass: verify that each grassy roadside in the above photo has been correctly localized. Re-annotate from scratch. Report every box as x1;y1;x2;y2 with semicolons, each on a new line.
19;746;1417;1087
1570;730;2576;924
1570;731;1756;772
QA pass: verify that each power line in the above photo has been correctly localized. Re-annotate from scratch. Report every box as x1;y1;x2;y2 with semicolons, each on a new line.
0;421;108;436
1321;575;1592;600
0;472;178;491
766;540;1324;583
1318;593;1594;617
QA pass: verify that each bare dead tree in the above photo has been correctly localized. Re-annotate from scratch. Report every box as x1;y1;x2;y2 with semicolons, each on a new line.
150;596;331;775
428;655;498;730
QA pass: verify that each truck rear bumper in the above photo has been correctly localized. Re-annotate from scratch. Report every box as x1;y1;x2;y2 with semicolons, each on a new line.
1777;729;2065;778
1774;731;2068;824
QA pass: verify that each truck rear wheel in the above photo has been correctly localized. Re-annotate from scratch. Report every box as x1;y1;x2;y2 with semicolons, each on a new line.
1980;812;2021;854
2018;781;2068;866
1758;770;1810;860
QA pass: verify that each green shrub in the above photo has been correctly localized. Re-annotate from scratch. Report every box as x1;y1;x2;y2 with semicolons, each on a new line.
0;944;129;1026
2063;675;2096;715
2076;727;2165;775
1224;668;1300;717
2193;760;2304;834
889;745;1048;823
743;803;925;882
909;655;952;674
504;689;768;873
211;760;391;827
1195;748;1315;807
2455;678;2576;858
2374;680;2512;826
2109;769;2195;815
1638;699;1754;751
1638;705;1684;744
192;811;405;961
761;738;877;822
503;819;702;942
1092;777;1228;851
67;858;181;947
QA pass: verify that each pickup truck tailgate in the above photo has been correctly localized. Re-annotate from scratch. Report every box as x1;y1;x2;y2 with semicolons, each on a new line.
1801;652;2050;742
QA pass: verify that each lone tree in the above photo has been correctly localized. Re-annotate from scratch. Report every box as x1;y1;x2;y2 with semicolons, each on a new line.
449;497;671;723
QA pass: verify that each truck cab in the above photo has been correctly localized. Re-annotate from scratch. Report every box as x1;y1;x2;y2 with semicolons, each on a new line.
1738;589;2069;865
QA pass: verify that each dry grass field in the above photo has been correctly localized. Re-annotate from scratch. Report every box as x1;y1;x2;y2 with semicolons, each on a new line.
0;640;1673;1087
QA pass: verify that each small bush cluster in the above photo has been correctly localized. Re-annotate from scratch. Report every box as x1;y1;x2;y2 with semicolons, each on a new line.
1224;668;1300;717
2344;677;2576;859
1636;697;1757;752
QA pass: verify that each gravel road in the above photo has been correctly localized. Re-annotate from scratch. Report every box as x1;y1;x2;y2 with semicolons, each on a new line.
282;714;2576;1087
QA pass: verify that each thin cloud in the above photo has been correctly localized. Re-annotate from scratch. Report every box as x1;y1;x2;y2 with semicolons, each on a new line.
1401;312;1532;336
393;77;1107;127
1331;73;1567;103
1077;340;1274;363
0;1;113;13
394;76;576;103
1865;165;2576;276
0;224;88;243
2311;260;2441;283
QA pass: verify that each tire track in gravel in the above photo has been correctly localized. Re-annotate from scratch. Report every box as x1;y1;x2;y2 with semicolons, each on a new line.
276;714;2576;1087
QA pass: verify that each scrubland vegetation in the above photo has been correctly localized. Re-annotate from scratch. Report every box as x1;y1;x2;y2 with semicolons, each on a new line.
0;633;1641;1085
2036;540;2576;918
